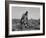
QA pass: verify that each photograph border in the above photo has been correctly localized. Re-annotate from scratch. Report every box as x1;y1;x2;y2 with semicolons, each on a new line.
5;1;45;37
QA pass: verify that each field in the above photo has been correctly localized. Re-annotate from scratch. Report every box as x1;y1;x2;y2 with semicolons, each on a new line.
12;19;40;31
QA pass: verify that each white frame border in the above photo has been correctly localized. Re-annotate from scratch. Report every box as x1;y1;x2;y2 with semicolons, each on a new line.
9;4;43;35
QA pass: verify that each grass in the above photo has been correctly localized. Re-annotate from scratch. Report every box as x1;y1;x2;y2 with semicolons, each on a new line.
12;19;40;31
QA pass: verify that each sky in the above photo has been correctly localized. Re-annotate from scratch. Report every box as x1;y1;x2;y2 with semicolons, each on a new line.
12;7;40;20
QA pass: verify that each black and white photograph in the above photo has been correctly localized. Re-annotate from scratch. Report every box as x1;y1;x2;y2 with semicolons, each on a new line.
5;1;45;37
12;7;40;31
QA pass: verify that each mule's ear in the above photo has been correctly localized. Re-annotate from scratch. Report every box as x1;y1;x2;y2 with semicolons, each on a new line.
26;11;28;13
25;11;28;15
